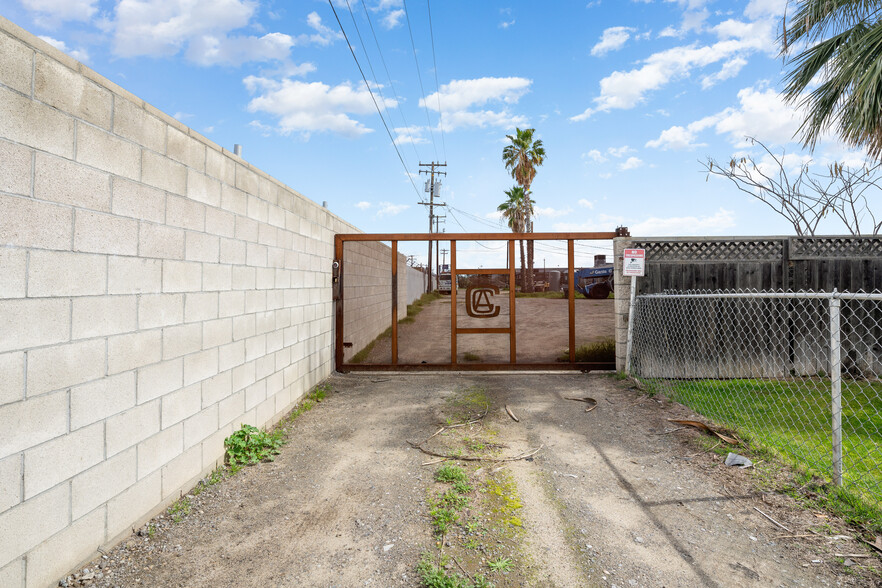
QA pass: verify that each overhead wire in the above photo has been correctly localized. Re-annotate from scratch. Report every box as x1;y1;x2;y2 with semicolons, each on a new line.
328;0;422;199
403;0;440;161
359;0;422;163
426;0;447;161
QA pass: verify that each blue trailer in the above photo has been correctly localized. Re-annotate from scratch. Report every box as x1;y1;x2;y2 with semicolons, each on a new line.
572;266;613;299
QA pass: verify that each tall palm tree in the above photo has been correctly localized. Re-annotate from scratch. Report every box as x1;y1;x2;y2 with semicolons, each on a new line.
503;128;546;292
781;1;882;158
497;186;533;292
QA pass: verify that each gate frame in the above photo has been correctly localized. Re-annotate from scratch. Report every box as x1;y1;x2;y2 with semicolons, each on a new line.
334;231;625;371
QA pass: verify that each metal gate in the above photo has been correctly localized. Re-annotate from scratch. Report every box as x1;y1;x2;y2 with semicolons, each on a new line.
334;231;623;371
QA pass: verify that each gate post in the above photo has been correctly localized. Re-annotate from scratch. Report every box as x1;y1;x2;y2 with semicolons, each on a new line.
830;291;843;486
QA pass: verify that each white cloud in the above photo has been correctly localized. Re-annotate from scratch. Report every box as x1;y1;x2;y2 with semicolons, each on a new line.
37;35;90;62
578;199;595;209
187;32;295;66
534;206;572;219
355;201;372;210
631;208;736;236
591;26;634;56
645;113;719;150
245;77;395;138
383;9;405;29
712;86;801;147
376;202;409;217
422;77;532;131
583;149;608;163
499;19;515;29
393;126;429;145
21;0;97;25
607;145;635;158
619;156;644;170
700;56;748;89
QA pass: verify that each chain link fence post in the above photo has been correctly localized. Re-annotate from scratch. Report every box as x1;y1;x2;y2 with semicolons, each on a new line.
830;292;843;486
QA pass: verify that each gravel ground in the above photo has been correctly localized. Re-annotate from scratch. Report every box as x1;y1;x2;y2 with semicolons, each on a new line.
60;372;881;588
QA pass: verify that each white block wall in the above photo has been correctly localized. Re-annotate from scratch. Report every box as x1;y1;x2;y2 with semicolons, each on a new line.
0;16;398;588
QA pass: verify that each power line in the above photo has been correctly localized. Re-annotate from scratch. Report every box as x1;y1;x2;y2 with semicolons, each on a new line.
426;0;446;161
328;0;421;198
359;0;422;163
403;0;439;161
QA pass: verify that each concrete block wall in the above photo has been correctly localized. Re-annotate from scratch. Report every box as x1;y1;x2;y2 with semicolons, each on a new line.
406;265;428;305
0;16;390;587
613;237;632;372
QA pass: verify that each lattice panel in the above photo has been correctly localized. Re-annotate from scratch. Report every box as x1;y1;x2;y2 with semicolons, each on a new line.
631;239;784;262
790;237;882;259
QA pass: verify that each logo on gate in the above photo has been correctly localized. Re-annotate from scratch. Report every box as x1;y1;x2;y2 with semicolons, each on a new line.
465;286;501;318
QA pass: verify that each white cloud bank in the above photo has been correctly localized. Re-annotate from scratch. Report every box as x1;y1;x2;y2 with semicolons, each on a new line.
421;77;532;131
591;26;635;56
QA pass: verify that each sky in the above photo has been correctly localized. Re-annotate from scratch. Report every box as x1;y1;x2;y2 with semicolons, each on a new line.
0;0;874;269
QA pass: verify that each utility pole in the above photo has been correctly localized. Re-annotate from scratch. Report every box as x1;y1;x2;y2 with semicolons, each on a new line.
440;248;448;274
418;162;447;293
434;214;446;275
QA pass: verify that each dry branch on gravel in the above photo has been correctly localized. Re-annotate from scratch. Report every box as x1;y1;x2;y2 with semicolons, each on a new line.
565;396;598;412
408;441;544;463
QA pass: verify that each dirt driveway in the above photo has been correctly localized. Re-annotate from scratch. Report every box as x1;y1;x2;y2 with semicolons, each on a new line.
70;373;879;587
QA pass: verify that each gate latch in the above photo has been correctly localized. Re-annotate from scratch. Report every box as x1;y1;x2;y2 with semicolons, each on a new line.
332;259;341;300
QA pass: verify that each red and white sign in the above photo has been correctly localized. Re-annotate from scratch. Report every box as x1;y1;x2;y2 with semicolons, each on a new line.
623;248;645;277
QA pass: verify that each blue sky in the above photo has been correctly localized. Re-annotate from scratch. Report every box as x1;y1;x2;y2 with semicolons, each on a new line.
0;0;872;268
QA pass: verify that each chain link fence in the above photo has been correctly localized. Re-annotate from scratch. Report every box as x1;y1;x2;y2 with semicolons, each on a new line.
630;289;882;511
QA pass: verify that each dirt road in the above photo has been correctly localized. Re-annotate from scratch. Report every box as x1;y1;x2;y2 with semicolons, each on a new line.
69;373;879;587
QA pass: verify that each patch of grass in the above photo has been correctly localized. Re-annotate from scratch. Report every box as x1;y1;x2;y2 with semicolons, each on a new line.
514;291;565;299
487;557;512;572
558;338;616;363
441;488;469;511
453;480;472;494
224;424;286;472
430;506;458;536
168;497;191;523
435;464;469;484
418;554;484;588
463;352;481;362
664;377;882;531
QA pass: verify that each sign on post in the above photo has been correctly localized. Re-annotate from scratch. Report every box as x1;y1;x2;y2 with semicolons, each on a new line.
623;248;645;277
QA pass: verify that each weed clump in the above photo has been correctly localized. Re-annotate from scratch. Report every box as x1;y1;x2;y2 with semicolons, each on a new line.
224;424;285;472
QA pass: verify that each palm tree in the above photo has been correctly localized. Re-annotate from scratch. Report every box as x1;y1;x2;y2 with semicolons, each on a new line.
498;186;534;292
781;1;882;158
503;128;546;291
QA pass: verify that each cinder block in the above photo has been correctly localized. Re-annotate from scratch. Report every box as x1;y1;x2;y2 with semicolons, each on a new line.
186;169;220;207
106;470;160;540
0;249;26;299
231;360;255;393
26;338;104;397
74;210;138;256
0;484;68;570
138;293;184;330
71;448;136;520
136;357;183;404
266;330;283;354
23;421;104;499
160;444;201;499
72;295;136;339
166;195;205;232
246;242;268;267
200;369;232;408
202;318;232;350
217;389;245;428
257;223;277;247
0;558;22;588
255;267;274;290
34;54;111;129
244;379;266;411
108;256;161;294
219;238;246;265
0;30;33;95
185;231;219;263
167;127;205;171
220;184;247;216
141;150;186;195
27;250;105;297
255;395;276;428
111;177;165;224
106;401;160;457
138;222;185;260
162;322;202;360
0;352;23;407
184;291;218;323
0;453;22;513
205;207;235;238
0;391;67;461
234;216;258;242
232;314;255;341
0;85;74;158
231;266;255;290
0;194;72;252
202;263;231;291
113;97;166;154
205;147;235;186
70;372;136;430
0;139;32;197
76;123;141;181
160;383;201;428
244;290;267;314
162;259;201;293
235;164;258;195
218;291;245;318
107;330;161;375
137;425;183;477
25;506;105;588
254;354;274;380
183;348;218;386
201;426;229;470
183;404;218;449
34;151;110;211
246;195;268;224
217;340;245;373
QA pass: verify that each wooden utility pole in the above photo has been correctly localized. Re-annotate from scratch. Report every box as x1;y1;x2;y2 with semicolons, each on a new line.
418;162;446;293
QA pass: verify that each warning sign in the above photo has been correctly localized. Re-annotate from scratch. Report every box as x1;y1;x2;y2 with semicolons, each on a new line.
623;249;645;277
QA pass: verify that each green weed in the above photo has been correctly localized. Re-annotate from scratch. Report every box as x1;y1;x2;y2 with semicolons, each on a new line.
224;424;285;470
487;557;512;572
558;338;615;363
435;464;469;485
168;497;191;523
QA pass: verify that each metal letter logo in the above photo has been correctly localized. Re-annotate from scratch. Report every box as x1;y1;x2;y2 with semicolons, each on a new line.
465;286;501;318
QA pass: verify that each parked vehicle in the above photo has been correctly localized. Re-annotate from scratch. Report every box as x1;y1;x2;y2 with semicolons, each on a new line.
571;266;613;299
438;273;452;294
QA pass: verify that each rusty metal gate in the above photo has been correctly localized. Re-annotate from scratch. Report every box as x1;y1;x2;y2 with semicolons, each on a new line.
334;232;622;371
